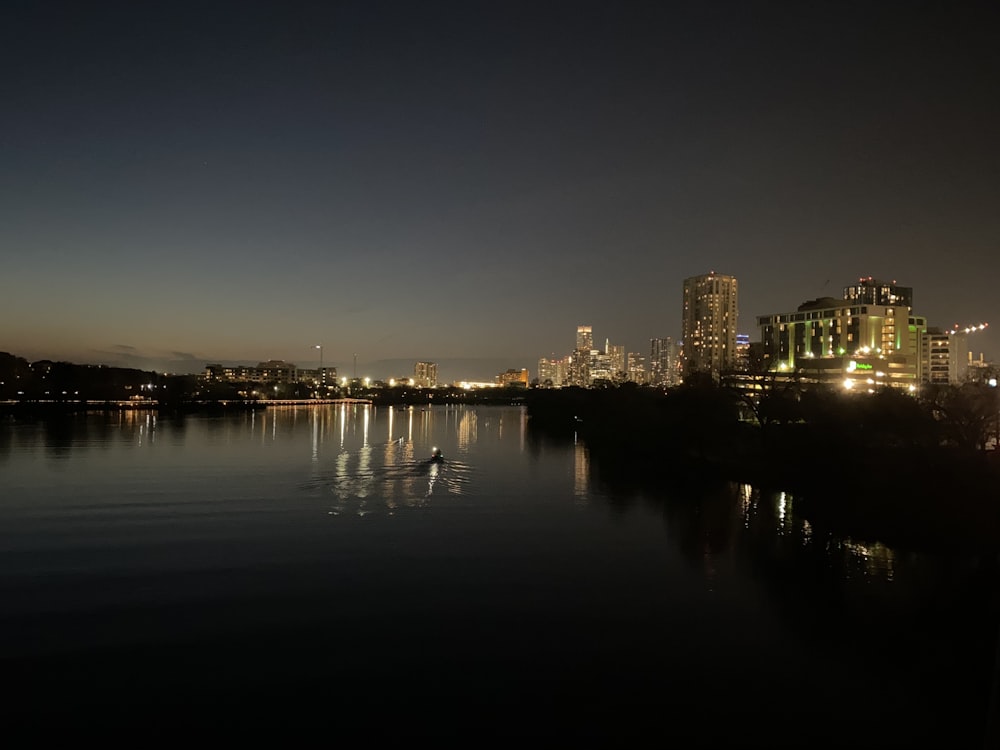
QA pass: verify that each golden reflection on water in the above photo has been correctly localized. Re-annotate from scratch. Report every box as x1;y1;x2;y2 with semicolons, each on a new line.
262;404;482;517
836;539;896;582
457;409;476;452
574;439;589;503
740;485;805;541
739;482;754;527
112;409;157;446
738;483;897;582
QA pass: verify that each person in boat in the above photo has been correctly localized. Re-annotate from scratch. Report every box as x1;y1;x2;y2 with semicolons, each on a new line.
415;447;444;474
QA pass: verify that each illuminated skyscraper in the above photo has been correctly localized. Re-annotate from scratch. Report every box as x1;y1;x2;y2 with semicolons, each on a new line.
569;325;594;386
537;356;568;387
626;352;647;384
605;340;625;377
682;272;738;376
649;337;679;386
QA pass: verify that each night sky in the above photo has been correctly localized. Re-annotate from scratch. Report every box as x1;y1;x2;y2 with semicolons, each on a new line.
2;1;998;382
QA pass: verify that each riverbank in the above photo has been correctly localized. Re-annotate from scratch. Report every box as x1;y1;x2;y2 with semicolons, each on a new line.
0;397;379;417
525;385;1000;552
0;388;527;416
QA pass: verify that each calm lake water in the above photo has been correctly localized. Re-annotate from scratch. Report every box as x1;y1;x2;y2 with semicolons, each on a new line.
1;404;997;742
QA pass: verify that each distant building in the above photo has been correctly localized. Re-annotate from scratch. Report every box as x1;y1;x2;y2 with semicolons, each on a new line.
967;352;997;385
921;324;990;385
681;272;739;377
649;337;680;387
296;367;338;387
626;352;647;384
922;328;965;385
203;364;251;383
257;360;297;384
606;341;625;379
537;356;568;387
203;360;341;387
735;334;750;373
590;350;615;383
414;361;438;388
496;368;529;387
568;325;593;387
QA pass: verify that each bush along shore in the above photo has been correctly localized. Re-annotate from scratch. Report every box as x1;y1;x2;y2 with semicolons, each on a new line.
524;382;1000;552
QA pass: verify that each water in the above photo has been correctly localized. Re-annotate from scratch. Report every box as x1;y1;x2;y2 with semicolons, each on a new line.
1;404;997;742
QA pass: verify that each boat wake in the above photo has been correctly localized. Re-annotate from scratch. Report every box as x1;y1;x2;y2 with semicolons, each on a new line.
299;442;473;516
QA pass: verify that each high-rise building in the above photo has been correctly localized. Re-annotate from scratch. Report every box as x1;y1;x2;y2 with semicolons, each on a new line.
649;337;679;386
590;350;615;383
681;273;738;376
843;277;913;310
414;361;438;387
568;325;594;387
735;334;751;373
537;356;568;387
626;352;647;384
605;341;625;378
567;352;589;387
922;329;964;385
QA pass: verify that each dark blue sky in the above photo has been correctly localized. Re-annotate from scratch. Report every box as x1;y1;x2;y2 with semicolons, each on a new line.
2;1;997;381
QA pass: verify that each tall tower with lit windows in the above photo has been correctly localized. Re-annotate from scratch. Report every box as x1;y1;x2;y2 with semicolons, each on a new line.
650;337;679;386
681;272;738;376
569;325;594;386
414;361;437;387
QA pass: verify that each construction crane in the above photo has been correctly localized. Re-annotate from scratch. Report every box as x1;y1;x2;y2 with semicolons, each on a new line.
948;322;989;336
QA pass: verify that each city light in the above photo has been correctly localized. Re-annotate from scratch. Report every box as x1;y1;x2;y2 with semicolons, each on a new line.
949;323;989;335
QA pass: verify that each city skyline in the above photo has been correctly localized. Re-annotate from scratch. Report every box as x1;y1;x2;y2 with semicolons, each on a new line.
3;2;998;379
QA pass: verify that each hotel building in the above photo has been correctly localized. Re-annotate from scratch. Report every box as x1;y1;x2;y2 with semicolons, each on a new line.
757;296;928;390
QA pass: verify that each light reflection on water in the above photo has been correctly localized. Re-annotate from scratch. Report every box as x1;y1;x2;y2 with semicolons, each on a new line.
259;403;486;516
0;404;996;741
303;442;474;516
835;539;897;582
737;484;897;584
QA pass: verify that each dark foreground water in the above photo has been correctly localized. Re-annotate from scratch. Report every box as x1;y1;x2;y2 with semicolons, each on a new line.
1;404;998;743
